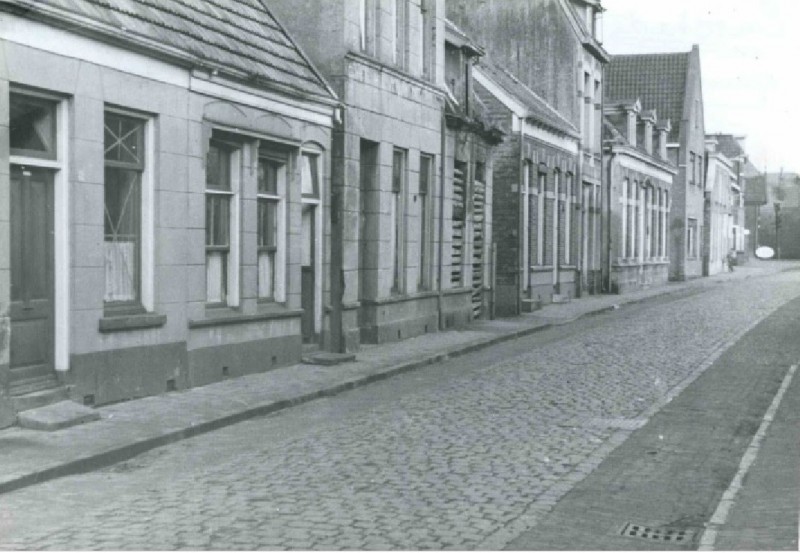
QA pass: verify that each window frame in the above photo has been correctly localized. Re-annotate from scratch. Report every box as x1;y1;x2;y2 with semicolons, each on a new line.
418;153;434;290
205;136;241;308
256;151;287;303
391;147;408;294
102;108;149;314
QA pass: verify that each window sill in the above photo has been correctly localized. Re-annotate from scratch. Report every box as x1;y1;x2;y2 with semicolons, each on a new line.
99;312;167;333
188;307;302;329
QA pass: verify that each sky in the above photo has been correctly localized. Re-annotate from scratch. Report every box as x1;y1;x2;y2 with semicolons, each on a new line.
601;0;800;174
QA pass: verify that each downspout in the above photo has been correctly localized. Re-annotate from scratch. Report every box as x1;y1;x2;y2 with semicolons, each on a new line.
605;148;616;292
438;107;447;330
517;118;525;315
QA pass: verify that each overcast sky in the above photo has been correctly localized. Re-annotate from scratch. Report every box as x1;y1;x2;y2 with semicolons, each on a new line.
602;0;800;174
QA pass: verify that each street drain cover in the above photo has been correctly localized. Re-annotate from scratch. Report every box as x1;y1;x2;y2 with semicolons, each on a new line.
619;522;694;543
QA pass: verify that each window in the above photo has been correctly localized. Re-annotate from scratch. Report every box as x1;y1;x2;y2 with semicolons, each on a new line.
689;152;696;185
394;0;409;69
564;173;574;265
301;152;321;270
10;94;57;159
419;154;433;289
537;170;547;265
420;0;433;78
104;111;145;308
392;148;407;293
633;182;640;258
522;162;533;282
554;170;563;265
621;178;629;258
359;0;376;54
687;218;698;258
257;153;286;301
205;139;238;306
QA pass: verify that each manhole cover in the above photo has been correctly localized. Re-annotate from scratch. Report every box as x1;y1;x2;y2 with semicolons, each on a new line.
619;522;694;543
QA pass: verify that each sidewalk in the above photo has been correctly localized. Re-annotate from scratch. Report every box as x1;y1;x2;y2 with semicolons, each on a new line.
0;261;795;496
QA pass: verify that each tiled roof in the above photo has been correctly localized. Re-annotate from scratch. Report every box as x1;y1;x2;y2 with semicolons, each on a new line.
478;58;579;138
708;134;745;160
606;52;690;143
14;0;335;100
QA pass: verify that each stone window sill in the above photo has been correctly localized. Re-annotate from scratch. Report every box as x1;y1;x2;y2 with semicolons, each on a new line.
99;312;167;333
188;308;302;329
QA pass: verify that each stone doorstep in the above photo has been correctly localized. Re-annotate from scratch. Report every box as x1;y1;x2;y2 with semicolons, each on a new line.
16;400;101;431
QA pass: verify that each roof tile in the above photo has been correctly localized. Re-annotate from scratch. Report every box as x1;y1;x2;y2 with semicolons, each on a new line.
28;0;334;99
606;52;689;143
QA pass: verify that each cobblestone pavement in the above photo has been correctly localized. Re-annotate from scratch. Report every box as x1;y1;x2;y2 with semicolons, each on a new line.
0;272;799;550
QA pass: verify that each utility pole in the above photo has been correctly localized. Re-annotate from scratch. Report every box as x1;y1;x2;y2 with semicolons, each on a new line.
774;202;781;259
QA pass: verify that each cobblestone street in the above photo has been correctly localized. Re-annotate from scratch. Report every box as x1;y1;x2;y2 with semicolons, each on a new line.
1;271;799;550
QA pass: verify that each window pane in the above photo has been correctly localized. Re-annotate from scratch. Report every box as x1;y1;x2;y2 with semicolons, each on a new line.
105;113;144;167
258;199;277;248
419;155;431;195
258;251;275;299
10;93;57;158
206;251;227;304
258;158;279;195
104;167;140;303
392;150;405;192
301;154;319;196
206;144;231;190
206;195;230;247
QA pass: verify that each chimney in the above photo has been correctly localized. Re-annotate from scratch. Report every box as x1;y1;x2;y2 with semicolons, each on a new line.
656;119;671;160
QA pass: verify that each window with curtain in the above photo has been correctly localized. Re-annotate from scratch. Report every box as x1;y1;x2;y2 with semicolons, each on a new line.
257;155;284;301
205;142;234;305
104;111;145;308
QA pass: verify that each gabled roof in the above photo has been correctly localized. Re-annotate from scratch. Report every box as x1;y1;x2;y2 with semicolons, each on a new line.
8;0;336;101
477;57;579;138
606;51;691;143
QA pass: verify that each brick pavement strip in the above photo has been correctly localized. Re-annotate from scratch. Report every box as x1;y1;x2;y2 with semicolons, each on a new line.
0;265;798;550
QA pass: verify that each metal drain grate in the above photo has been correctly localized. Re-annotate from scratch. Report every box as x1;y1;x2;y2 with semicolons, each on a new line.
619;522;694;543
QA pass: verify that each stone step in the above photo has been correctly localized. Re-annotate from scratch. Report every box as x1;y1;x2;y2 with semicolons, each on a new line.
16;400;100;432
10;380;66;411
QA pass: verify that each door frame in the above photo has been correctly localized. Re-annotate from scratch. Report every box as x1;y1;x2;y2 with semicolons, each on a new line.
8;87;69;373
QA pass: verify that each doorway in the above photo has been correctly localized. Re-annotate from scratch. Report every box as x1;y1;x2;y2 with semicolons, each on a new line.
9;165;57;393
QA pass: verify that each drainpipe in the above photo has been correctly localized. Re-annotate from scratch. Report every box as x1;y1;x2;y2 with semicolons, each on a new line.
517;119;525;315
438;108;447;330
605;148;616;292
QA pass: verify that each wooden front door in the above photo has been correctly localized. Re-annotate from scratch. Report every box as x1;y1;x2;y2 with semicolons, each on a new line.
9;165;55;392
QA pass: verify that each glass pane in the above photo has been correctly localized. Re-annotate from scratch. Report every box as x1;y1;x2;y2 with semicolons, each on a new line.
206;195;230;247
104;112;144;166
258;158;279;195
301;154;319;196
392;150;404;192
258;199;277;248
206;144;231;190
104;167;140;303
206;251;227;303
104;168;140;241
419;155;431;195
258;251;275;299
105;241;137;303
10;94;57;158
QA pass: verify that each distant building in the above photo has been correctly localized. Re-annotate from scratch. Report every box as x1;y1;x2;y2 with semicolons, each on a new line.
704;138;743;274
602;99;677;292
0;0;339;426
759;171;800;258
607;46;706;280
447;0;610;312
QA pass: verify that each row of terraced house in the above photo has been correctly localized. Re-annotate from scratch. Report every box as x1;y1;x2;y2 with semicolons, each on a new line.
0;0;754;427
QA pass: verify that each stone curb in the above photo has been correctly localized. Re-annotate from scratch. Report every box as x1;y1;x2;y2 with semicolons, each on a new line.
0;267;783;496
